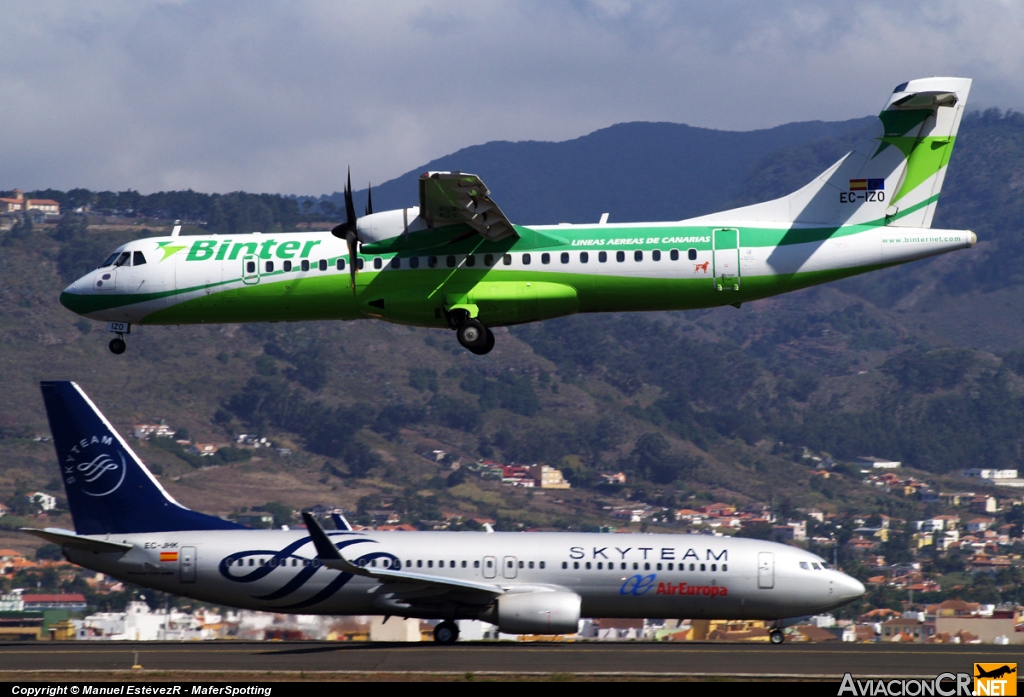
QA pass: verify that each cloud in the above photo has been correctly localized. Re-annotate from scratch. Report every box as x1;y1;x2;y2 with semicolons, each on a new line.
1;0;1022;195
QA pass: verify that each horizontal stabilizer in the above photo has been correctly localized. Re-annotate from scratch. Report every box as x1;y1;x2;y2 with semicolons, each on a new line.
21;527;132;555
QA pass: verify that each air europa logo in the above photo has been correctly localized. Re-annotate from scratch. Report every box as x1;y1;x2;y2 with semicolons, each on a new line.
656;582;728;597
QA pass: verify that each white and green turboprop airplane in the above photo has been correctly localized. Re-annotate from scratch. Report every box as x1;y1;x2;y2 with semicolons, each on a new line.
61;77;975;355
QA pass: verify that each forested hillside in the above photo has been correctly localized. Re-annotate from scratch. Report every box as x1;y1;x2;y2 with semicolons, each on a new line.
2;110;1023;551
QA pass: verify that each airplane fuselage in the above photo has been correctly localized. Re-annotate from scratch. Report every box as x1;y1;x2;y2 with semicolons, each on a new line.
70;529;864;621
60;220;974;330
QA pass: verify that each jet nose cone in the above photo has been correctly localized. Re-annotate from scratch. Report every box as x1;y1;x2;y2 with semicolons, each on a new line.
839;574;866;601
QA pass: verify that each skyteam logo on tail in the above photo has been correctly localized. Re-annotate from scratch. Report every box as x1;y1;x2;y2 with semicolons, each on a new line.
62;435;127;497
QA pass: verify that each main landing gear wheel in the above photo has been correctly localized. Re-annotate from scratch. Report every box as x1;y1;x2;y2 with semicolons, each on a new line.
433;620;459;644
457;318;494;355
769;629;784;645
109;338;126;355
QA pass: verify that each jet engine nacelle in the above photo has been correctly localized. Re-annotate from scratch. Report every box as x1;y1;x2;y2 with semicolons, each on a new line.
356;207;429;244
495;590;581;635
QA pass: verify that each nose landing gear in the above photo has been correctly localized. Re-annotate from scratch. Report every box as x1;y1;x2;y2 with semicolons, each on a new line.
769;628;785;644
107;322;130;355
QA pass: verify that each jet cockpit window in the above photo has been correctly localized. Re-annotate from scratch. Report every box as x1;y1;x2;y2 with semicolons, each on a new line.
133;251;147;266
800;562;810;570
100;252;120;268
820;562;830;569
113;252;131;267
811;563;821;570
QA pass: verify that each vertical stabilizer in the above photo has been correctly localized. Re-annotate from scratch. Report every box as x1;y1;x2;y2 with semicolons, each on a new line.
39;381;244;535
687;78;971;229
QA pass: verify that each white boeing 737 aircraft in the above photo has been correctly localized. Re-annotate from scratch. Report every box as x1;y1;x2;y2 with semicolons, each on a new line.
25;382;865;644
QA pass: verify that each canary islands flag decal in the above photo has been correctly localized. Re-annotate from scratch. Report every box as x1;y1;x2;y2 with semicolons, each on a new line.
974;663;1017;696
160;551;179;562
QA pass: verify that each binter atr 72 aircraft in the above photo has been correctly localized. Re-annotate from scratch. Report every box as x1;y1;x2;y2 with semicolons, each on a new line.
27;381;866;644
60;77;974;356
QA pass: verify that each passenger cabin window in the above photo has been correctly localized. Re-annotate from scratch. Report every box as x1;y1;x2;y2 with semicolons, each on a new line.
133;251;147;266
670;249;679;261
466;255;476;267
634;250;643;262
580;252;589;263
246;261;256;274
373;258;382;270
474;560;480;568
265;261;274;272
541;253;550;264
391;257;401;269
518;561;524;568
560;252;569;264
539;562;545;569
700;563;706;571
573;562;579;569
319;259;328;271
337;259;346;270
357;258;364;270
428;256;438;268
711;564;717;572
652;250;661;261
503;254;512;266
522;253;531;265
616;251;625;262
484;254;494;266
283;260;292;272
409;257;419;269
302;259;310;271
599;251;607;263
723;564;728;571
446;255;456;268
688;248;698;261
562;562;567;569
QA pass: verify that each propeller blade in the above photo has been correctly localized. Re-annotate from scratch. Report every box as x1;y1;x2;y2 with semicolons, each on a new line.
365;184;373;216
347;231;358;293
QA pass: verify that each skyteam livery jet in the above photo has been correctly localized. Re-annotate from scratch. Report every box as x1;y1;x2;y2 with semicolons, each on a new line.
60;77;974;355
27;381;864;644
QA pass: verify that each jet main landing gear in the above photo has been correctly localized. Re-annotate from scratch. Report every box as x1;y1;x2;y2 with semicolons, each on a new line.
447;311;495;355
107;322;130;355
433;620;459;644
769;628;784;644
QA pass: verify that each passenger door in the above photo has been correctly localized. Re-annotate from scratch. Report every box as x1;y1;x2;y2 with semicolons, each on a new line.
757;551;774;589
713;228;741;291
502;556;518;579
482;556;497;579
180;546;197;584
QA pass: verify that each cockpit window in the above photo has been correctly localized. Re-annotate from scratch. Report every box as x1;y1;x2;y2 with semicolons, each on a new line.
799;562;810;570
133;251;147;266
100;253;120;268
113;252;131;267
820;562;830;569
811;563;821;570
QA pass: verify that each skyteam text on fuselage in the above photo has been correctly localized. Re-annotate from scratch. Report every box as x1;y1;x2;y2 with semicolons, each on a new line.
60;78;975;356
27;381;865;644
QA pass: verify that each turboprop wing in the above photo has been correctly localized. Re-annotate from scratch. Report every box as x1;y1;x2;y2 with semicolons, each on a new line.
418;171;517;241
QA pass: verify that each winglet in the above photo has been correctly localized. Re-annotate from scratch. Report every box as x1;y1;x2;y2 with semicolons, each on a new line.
301;512;364;574
331;512;353;532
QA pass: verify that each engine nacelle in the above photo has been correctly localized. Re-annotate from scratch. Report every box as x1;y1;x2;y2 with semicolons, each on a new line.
495;591;581;635
356;207;428;244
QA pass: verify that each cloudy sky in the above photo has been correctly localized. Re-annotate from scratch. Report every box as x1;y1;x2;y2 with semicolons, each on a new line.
3;1;1023;196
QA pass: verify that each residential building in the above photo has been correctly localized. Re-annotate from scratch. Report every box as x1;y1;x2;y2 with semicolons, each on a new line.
528;464;571;489
854;456;901;469
189;443;219;457
27;492;57;511
969;496;998;514
962;469;1018;480
0;190;60;216
133;424;175;440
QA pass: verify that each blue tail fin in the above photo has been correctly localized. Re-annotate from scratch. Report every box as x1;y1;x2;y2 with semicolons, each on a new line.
40;381;244;535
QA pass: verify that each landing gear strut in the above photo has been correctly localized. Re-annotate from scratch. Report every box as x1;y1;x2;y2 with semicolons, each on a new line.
433;620;459;644
448;311;495;355
769;628;784;645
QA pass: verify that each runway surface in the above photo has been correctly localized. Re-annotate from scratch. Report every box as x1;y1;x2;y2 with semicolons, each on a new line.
0;641;1019;679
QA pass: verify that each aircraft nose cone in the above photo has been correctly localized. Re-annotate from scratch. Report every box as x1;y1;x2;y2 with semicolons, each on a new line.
839;574;866;601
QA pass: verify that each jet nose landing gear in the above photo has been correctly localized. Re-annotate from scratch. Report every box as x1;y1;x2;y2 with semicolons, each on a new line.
447;311;495;355
107;322;130;355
